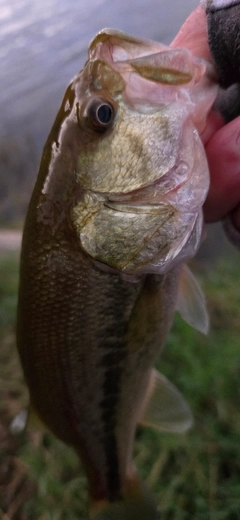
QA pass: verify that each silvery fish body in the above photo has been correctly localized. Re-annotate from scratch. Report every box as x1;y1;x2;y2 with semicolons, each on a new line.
17;30;217;519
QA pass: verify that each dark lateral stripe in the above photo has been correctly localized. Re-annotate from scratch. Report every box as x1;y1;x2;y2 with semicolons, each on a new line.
96;281;136;501
98;334;128;498
102;367;122;394
99;362;123;501
102;349;126;367
103;434;122;501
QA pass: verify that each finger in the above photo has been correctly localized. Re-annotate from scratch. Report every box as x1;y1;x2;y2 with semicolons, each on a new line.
171;6;212;61
201;110;224;145
204;115;240;222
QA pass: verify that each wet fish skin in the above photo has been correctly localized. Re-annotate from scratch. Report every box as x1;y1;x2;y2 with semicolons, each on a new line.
17;29;217;519
18;196;179;502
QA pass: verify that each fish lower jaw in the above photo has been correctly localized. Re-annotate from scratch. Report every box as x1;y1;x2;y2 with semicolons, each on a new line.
104;200;172;215
84;212;201;279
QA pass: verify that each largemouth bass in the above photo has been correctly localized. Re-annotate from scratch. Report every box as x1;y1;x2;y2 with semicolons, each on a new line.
17;30;217;519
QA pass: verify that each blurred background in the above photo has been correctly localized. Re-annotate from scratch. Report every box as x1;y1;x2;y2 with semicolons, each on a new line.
1;2;240;519
0;0;200;226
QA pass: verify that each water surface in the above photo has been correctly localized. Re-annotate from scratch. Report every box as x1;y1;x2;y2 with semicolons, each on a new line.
1;0;198;138
0;0;199;222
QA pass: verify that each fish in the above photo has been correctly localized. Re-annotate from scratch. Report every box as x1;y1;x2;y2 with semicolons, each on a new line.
16;29;218;519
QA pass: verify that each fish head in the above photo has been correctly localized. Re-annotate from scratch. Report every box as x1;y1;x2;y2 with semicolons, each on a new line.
70;29;218;276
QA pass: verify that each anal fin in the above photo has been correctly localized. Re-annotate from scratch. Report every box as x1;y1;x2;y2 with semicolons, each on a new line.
139;368;193;433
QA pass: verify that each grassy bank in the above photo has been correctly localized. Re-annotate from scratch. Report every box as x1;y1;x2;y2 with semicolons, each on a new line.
0;250;240;519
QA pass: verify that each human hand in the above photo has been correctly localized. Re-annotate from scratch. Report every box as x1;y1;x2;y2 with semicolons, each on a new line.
171;6;240;231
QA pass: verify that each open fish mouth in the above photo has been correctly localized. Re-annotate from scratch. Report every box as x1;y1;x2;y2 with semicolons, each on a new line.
70;28;218;276
88;28;217;133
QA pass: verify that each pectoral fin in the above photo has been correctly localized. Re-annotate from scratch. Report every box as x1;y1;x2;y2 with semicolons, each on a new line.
139;368;193;433
176;264;209;334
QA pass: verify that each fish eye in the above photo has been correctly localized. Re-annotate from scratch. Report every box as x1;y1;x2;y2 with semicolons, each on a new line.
96;103;112;124
87;98;115;132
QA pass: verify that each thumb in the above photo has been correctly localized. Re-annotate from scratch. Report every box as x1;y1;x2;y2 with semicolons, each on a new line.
171;6;211;61
204;115;240;223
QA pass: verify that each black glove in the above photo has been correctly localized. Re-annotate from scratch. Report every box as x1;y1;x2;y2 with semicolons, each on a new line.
206;0;240;86
204;0;240;246
205;0;240;121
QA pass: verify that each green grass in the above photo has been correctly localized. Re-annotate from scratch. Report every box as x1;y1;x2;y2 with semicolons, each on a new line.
1;250;240;519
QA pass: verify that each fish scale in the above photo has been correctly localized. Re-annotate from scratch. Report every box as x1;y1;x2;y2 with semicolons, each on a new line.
18;218;145;494
18;207;177;497
17;28;217;519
